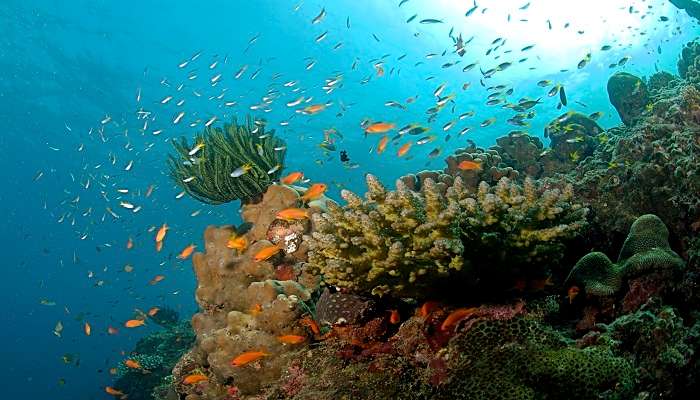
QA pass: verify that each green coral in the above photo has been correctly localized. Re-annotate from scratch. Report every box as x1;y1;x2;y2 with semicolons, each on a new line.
566;214;685;296
307;174;587;298
594;303;700;397
439;317;636;400
167;117;286;204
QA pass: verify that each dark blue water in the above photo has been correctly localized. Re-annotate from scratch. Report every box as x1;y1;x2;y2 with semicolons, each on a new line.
1;0;698;398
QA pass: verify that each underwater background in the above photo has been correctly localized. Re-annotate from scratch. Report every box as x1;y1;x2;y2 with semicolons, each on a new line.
3;0;700;399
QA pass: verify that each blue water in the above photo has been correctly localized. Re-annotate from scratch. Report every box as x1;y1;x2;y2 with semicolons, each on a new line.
1;0;698;398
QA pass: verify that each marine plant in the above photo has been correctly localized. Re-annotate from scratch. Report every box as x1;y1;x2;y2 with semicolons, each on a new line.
565;214;685;296
167;117;286;204
306;174;587;298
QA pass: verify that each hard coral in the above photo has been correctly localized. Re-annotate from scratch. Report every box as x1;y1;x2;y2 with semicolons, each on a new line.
167;117;286;205
566;214;685;296
307;173;587;299
440;317;636;400
307;173;464;298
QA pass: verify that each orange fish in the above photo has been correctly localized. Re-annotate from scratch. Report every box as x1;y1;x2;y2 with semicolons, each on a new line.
126;237;134;250
418;301;441;319
276;208;309;221
249;303;263;316
109;368;118;375
147;307;160;317
105;386;125;396
440;307;478;331
155;240;163;252
301;183;327;202
124;319;145;328
253;244;283;262
155;223;169;242
107;326;119;335
302;104;326;115
149;274;165;285
457;160;483;171
568;286;580;304
177;244;196;259
124;359;142;369
227;234;248;252
397;141;413;157
389;310;401;324
277;334;306;344
280;171;304;185
300;316;321;336
230;350;271;367
84;321;91;336
365;122;395;134
376;135;389;154
183;374;209;385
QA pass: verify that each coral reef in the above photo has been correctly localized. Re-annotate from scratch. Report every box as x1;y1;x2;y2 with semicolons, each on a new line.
167;117;286;204
491;132;545;178
307;173;587;298
585;301;700;398
607;72;650;126
566;214;685;296
113;320;195;400
679;39;700;82
174;184;321;397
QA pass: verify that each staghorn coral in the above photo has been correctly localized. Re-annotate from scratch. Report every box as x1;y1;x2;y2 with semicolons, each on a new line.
306;174;587;298
167;117;286;205
566;214;685;296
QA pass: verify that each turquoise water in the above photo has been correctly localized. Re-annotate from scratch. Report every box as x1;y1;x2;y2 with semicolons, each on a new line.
1;0;698;398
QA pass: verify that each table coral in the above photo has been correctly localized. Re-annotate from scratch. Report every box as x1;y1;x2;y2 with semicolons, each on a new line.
566;214;685;296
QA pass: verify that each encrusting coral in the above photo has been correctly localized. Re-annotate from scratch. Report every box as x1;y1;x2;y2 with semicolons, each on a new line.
566;214;685;296
607;72;650;126
306;173;587;299
167;117;286;205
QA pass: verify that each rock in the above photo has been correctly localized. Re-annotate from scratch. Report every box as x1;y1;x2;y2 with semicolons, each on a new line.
670;0;700;22
607;72;650;126
542;112;602;173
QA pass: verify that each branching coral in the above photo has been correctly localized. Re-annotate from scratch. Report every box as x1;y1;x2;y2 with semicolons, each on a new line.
307;174;465;298
167;117;286;204
306;174;587;298
566;214;685;296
